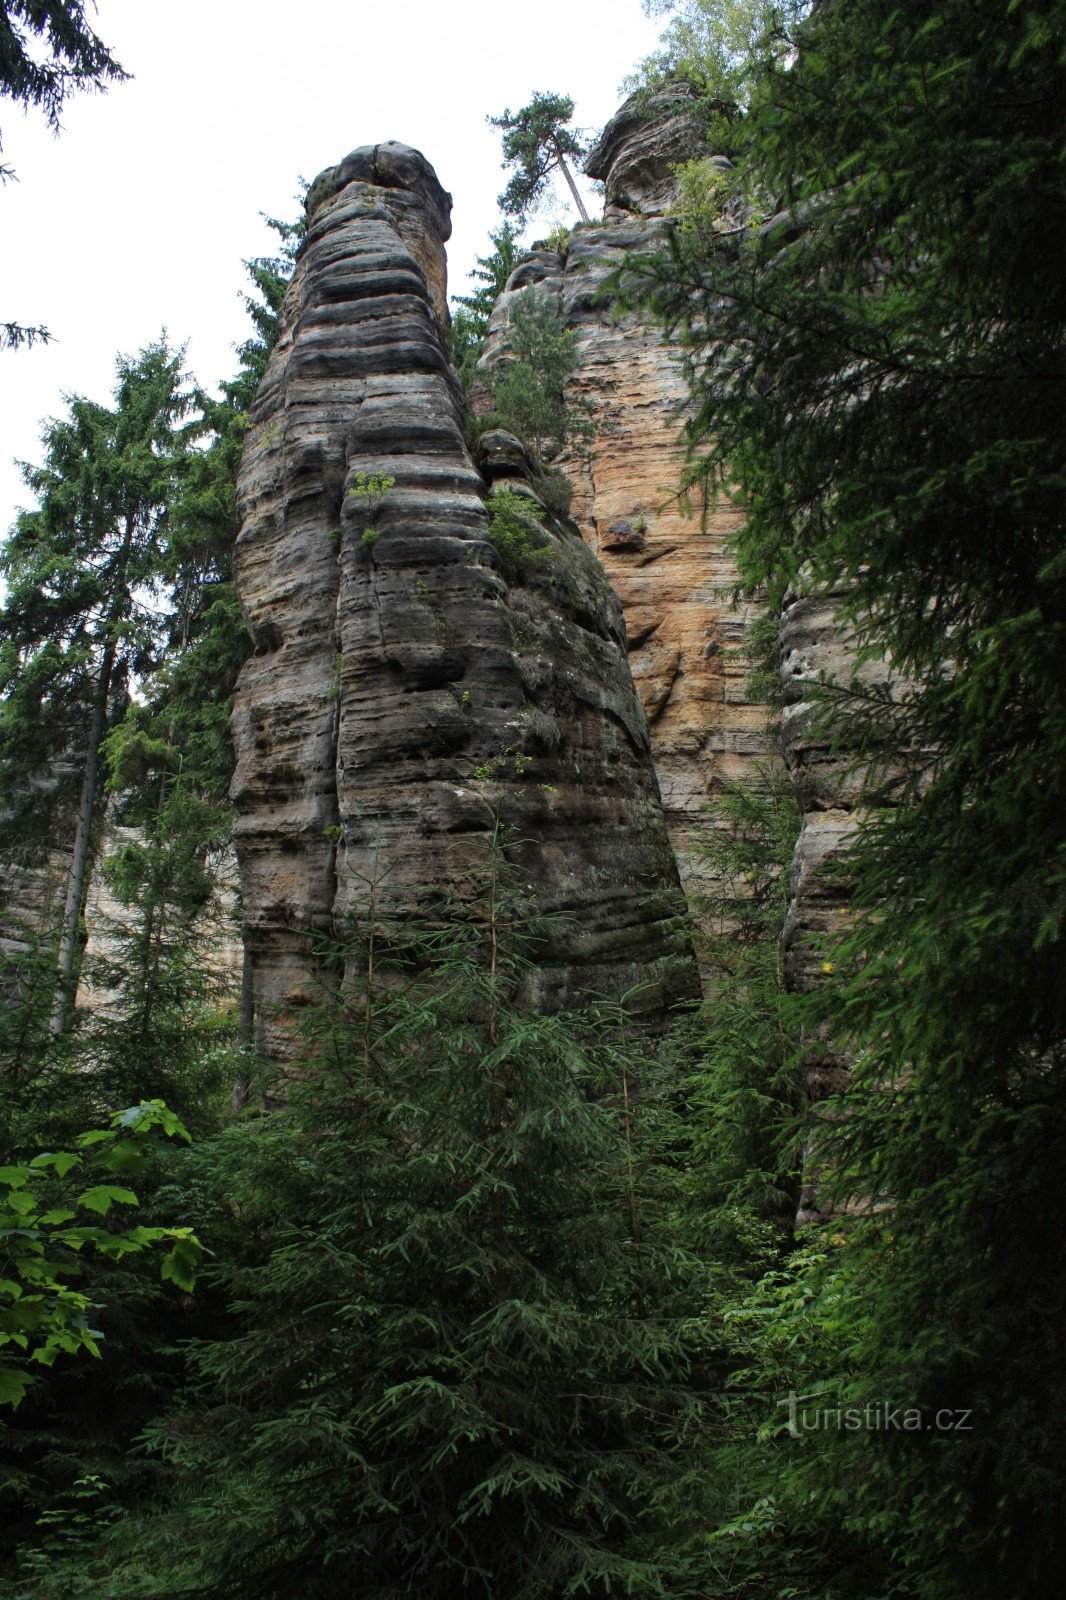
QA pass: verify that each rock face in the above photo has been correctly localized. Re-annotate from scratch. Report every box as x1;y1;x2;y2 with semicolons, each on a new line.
778;583;905;1223
78;830;242;1018
476;90;766;943
231;143;697;1073
585;80;714;215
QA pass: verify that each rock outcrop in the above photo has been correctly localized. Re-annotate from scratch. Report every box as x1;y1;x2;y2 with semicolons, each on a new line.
585;80;715;215
476;89;766;943
778;582;907;1223
231;142;697;1073
0;860;60;969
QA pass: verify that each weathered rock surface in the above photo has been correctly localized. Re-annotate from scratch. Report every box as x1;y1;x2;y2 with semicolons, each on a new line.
231;143;697;1072
476;92;766;946
778;582;904;1223
78;830;242;1017
584;80;715;216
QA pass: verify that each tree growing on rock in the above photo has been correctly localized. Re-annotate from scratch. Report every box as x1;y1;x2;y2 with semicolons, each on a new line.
484;287;592;462
627;0;794;111
451;222;520;389
490;91;591;225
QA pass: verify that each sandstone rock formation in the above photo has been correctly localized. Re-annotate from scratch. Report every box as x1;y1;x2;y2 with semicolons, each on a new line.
779;582;906;1223
77;829;242;1018
476;87;766;941
0;860;60;969
230;142;697;1073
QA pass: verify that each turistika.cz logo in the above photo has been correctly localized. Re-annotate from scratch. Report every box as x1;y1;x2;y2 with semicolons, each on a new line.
777;1391;974;1438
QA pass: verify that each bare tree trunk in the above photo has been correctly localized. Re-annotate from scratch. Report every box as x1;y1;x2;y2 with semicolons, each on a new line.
48;634;116;1037
49;513;135;1038
553;145;591;224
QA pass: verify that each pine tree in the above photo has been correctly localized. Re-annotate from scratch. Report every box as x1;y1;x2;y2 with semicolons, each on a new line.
94;848;720;1599
490;92;591;225
635;0;1066;1591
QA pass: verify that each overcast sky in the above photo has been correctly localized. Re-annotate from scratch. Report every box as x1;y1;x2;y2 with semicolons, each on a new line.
0;0;662;533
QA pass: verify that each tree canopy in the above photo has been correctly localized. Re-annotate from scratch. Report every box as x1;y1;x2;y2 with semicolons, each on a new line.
1;2;127;347
0;0;124;140
636;0;1066;1589
489;91;591;225
626;0;795;108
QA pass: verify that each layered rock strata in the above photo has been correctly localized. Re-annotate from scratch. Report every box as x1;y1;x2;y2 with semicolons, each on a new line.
231;143;697;1072
77;829;242;1018
476;87;766;941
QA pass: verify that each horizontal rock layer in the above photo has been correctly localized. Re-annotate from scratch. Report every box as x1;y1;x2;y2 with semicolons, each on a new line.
585;81;713;215
476;99;766;964
231;143;698;1071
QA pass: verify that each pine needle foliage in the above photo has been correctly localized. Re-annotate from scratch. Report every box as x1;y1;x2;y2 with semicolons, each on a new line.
483;287;593;462
101;845;719;1599
489;93;589;225
630;0;1066;1592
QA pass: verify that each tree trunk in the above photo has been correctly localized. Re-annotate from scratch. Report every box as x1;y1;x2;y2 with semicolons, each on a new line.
49;512;135;1038
553;146;591;224
48;634;116;1036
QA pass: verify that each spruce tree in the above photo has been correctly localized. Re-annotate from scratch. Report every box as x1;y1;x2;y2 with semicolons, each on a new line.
484;286;592;460
0;340;193;1036
450;221;520;390
0;1;128;348
636;0;1066;1591
97;849;719;1599
0;216;303;1586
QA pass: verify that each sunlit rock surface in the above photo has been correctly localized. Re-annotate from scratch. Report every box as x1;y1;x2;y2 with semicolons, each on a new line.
476;89;766;948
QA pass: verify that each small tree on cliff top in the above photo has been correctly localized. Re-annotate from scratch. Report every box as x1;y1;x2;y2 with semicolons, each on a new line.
490;91;591;225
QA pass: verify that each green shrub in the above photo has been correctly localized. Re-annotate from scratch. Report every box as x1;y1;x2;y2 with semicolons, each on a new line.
486;487;549;583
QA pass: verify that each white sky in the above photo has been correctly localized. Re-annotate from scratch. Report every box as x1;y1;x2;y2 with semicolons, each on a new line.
0;0;662;533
